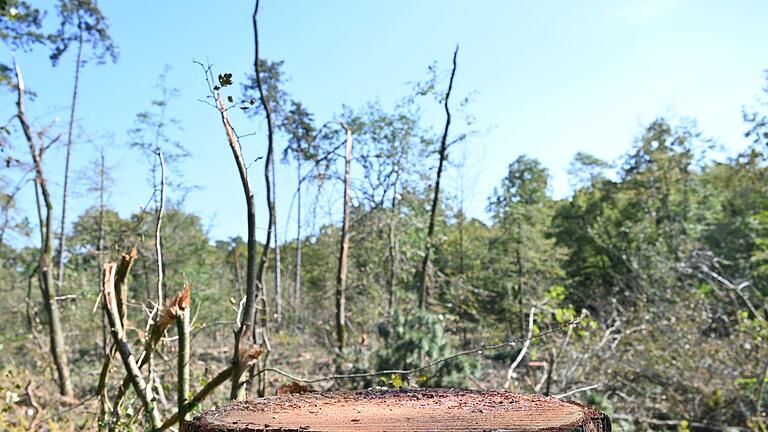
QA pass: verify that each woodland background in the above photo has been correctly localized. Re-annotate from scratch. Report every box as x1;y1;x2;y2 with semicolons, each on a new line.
1;1;767;431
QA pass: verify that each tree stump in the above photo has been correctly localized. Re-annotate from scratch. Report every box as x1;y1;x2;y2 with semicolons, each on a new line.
184;389;611;432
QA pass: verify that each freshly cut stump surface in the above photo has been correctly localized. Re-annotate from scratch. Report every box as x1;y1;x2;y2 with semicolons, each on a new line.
184;389;611;432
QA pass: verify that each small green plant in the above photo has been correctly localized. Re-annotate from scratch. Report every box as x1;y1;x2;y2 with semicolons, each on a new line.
375;308;477;387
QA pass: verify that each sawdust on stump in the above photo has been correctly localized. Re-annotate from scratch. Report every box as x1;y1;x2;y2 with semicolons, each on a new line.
184;388;611;432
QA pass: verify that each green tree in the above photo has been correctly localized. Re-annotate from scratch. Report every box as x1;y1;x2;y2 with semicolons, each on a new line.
0;1;46;89
488;155;563;334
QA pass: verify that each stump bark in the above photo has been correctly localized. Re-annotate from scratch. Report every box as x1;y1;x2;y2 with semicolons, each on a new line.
184;389;611;432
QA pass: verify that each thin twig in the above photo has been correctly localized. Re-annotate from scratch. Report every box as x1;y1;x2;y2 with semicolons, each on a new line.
505;306;536;389
256;317;578;385
33;394;97;426
555;383;601;399
25;379;42;429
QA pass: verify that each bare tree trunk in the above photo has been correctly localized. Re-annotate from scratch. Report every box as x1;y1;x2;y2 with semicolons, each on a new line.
251;0;275;397
96;345;116;427
155;149;166;306
55;13;84;298
457;154;467;276
233;247;244;298
176;286;191;430
386;180;399;317
294;159;302;312
335;123;352;352
144;149;167;410
33;176;45;242
516;221;524;337
96;149;110;427
418;46;458;310
272;159;282;325
197;60;259;400
98;148;107;355
14;60;74;398
458;210;465;275
99;249;137;428
142;258;152;299
204;81;259;400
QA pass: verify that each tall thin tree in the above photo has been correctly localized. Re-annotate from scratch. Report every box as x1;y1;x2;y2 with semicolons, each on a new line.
282;101;316;315
335;122;352;352
50;0;117;297
272;156;282;324
197;63;259;400
295;154;302;311
418;46;458;310
14;60;74;397
250;0;275;397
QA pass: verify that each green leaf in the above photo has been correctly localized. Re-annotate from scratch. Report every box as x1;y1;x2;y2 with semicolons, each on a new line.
218;73;233;88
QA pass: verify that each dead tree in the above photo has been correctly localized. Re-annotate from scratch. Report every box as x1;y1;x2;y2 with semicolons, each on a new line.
418;46;458;310
195;59;264;400
272;160;283;324
294;159;302;311
154;149;167;305
97;146;108;353
53;0;118;298
211;76;259;400
386;174;400;317
175;282;192;429
54;12;83;298
283;101;316;316
193;58;261;401
250;0;275;397
335;123;352;352
14;60;74;398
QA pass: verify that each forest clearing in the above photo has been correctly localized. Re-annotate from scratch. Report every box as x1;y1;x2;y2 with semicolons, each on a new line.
1;1;767;431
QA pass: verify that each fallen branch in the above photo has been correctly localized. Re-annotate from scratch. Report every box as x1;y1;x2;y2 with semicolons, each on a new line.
701;267;763;321
25;379;42;429
32;394;96;427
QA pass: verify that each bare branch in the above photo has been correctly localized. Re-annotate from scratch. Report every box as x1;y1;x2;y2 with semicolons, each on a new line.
419;45;459;309
555;383;602;399
504;306;535;389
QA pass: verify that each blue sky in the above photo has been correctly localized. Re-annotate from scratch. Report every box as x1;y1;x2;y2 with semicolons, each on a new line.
4;0;768;245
